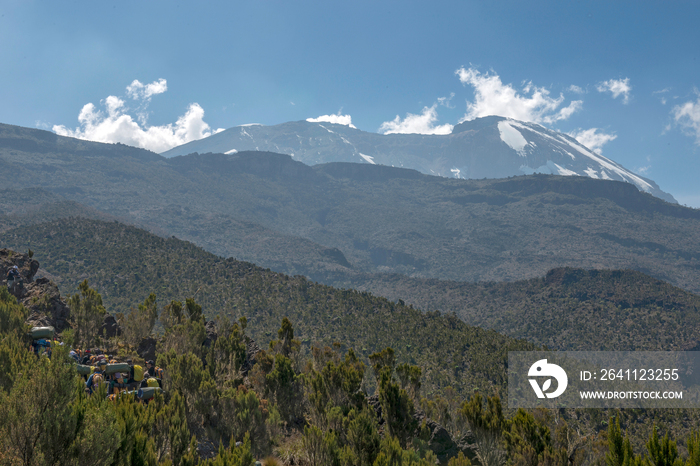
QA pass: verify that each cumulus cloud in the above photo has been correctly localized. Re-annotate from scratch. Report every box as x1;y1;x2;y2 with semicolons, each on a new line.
568;85;585;94
306;113;356;128
126;78;167;100
596;78;632;104
455;67;582;125
672;92;700;145
378;104;454;135
567;128;617;154
53;79;222;153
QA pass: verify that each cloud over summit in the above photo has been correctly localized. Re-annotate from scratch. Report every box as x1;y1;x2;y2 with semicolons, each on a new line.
53;79;221;153
456;67;583;125
306;113;356;128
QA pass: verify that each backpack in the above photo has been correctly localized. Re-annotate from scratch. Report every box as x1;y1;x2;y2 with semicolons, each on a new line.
146;378;159;388
155;367;164;379
133;365;144;382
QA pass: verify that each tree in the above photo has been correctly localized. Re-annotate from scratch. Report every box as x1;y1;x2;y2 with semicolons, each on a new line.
69;279;107;350
606;416;637;466
378;367;416;449
0;345;80;466
644;426;682;466
118;293;159;347
218;385;270;457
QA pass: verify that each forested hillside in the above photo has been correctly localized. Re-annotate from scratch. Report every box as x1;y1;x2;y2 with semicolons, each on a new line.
0;217;534;397
5;217;700;356
343;268;700;351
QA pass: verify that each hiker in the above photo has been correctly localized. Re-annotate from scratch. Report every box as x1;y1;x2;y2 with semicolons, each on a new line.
109;373;128;396
143;360;163;388
31;339;51;357
81;349;92;365
85;370;105;395
6;266;21;291
126;359;145;389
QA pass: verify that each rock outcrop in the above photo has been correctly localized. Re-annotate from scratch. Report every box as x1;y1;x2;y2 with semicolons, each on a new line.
22;278;72;331
137;336;157;362
1;249;71;332
100;314;122;338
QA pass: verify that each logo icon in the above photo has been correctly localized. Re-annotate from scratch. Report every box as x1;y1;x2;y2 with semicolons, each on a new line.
528;359;568;399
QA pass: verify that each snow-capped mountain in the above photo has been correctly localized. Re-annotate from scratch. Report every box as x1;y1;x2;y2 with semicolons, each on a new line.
162;115;675;203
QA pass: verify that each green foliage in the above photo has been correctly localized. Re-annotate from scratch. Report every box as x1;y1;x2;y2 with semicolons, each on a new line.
447;452;472;466
69;279;107;350
644;426;683;466
0;286;27;336
218;385;269;457
378;366;417;449
307;345;365;427
0;345;81;466
209;317;248;388
118;292;159;347
202;433;254;466
687;431;700;466
302;424;340;466
265;353;303;423
606;415;638;466
158;350;217;427
345;408;381;466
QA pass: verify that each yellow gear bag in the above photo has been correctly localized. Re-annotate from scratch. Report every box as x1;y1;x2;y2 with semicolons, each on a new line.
133;365;144;382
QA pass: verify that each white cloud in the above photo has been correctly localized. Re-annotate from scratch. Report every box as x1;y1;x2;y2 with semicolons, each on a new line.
126;78;167;100
437;93;456;108
672;92;700;145
455;67;582;124
306;113;356;128
378;104;453;135
53;79;222;153
567;128;617;154
596;78;632;104
568;85;585;94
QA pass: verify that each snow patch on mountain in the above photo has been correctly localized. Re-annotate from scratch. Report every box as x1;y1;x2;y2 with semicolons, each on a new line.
225;149;238;154
584;167;599;179
498;121;528;156
360;153;376;164
508;120;652;192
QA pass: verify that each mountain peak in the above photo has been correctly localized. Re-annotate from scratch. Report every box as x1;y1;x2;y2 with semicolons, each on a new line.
160;117;674;203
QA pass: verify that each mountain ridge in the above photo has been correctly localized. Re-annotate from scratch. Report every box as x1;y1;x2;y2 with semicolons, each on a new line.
160;116;675;203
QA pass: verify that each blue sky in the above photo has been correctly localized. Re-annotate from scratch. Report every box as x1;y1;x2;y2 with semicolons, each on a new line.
2;0;699;206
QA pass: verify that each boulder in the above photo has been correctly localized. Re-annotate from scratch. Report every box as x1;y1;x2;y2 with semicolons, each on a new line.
137;336;157;362
100;314;121;338
21;277;71;332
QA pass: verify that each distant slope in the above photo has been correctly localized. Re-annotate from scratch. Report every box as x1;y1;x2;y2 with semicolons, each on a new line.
4;218;700;355
342;268;700;351
161;116;675;202
0;217;534;395
1;122;699;294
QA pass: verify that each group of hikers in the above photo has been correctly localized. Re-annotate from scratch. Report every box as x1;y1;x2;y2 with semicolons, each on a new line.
30;325;165;403
9;265;166;402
